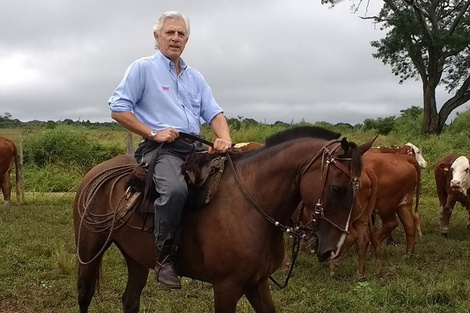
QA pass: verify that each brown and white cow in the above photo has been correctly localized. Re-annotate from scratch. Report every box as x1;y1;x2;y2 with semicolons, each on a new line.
329;152;421;278
435;154;470;236
0;137;22;209
368;142;428;168
366;142;426;246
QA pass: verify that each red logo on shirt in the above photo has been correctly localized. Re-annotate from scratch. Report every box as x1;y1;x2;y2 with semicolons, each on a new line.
162;86;170;91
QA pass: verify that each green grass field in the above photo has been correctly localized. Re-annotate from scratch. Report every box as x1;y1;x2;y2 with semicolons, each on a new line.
1;191;470;313
2;124;470;312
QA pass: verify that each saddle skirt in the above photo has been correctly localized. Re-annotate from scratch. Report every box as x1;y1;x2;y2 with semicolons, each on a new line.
122;152;227;216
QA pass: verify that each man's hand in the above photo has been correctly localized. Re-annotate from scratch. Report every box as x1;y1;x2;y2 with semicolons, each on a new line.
211;138;232;153
153;128;179;143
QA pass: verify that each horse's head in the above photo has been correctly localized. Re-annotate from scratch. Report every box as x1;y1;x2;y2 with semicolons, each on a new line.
300;136;376;262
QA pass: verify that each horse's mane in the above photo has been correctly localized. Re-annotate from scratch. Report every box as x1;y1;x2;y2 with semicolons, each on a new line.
181;152;216;183
265;126;341;147
265;126;364;178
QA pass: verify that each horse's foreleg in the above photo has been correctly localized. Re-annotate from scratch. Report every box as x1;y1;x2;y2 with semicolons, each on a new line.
120;249;149;313
245;279;276;313
213;281;244;313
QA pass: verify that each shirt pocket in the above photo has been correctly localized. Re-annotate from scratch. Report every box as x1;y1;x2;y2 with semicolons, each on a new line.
187;92;202;115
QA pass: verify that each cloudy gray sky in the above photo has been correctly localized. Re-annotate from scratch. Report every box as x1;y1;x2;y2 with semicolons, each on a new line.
0;0;454;125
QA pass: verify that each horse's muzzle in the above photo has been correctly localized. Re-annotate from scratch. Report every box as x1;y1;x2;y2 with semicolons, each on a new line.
317;250;335;263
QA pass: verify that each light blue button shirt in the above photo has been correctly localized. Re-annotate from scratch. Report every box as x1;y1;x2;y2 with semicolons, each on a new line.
108;50;223;135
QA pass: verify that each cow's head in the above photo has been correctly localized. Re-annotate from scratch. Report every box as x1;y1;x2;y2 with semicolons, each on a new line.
442;156;470;195
405;142;428;168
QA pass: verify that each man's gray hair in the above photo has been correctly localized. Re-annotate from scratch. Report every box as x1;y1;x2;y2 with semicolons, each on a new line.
153;11;190;49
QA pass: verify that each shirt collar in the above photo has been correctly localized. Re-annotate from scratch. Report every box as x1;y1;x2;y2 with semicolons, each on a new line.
156;50;187;72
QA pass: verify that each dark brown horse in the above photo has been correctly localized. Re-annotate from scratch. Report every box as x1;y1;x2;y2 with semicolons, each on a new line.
74;127;374;313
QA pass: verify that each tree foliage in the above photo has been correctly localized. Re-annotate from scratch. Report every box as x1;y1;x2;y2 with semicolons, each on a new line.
373;0;470;134
322;0;470;134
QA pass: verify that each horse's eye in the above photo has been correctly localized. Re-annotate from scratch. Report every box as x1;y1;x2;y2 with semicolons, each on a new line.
331;185;342;193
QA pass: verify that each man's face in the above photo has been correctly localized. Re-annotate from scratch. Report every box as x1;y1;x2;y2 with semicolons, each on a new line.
155;18;188;63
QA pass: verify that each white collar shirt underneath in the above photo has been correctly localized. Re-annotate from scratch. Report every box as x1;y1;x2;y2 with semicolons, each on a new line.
108;50;223;135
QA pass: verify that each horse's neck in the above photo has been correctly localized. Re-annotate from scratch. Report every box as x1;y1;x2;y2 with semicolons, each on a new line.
230;141;321;220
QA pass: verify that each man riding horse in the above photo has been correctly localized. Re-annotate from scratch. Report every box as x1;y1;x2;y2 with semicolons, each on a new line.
108;11;232;289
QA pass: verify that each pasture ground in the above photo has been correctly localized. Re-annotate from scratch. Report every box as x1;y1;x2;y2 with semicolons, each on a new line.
1;192;470;313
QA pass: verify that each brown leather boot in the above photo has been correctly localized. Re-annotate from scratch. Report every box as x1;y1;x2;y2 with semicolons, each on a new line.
155;243;181;289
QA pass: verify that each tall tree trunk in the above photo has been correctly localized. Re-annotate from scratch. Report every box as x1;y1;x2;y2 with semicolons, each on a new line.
421;84;442;134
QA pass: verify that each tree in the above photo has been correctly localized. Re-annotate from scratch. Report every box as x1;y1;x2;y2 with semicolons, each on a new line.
362;116;396;135
322;0;470;134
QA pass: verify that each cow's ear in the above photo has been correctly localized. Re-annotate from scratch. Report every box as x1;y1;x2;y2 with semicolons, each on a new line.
438;162;451;171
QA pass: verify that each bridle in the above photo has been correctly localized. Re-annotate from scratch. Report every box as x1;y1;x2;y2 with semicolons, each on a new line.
228;139;358;237
300;140;360;235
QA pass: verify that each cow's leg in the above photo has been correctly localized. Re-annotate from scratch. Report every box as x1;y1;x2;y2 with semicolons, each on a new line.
329;225;358;277
245;279;276;313
376;212;399;245
213;281;244;313
354;225;371;280
1;173;11;209
385;233;398;246
464;201;470;229
119;248;149;313
439;198;456;236
281;250;291;268
396;203;416;256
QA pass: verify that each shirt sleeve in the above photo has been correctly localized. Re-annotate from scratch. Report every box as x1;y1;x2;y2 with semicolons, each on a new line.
108;61;144;112
198;73;223;124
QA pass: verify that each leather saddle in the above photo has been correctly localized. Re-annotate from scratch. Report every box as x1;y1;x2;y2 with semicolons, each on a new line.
123;152;227;215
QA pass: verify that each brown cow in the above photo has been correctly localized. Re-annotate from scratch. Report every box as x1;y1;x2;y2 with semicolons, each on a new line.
366;142;426;245
232;142;264;152
435;154;470;236
0;137;22;209
329;153;421;278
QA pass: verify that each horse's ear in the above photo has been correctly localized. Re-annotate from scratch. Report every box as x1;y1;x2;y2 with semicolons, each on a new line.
340;137;349;153
357;134;379;155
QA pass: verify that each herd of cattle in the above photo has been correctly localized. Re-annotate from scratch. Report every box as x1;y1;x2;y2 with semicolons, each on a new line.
235;140;470;278
1;135;469;278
